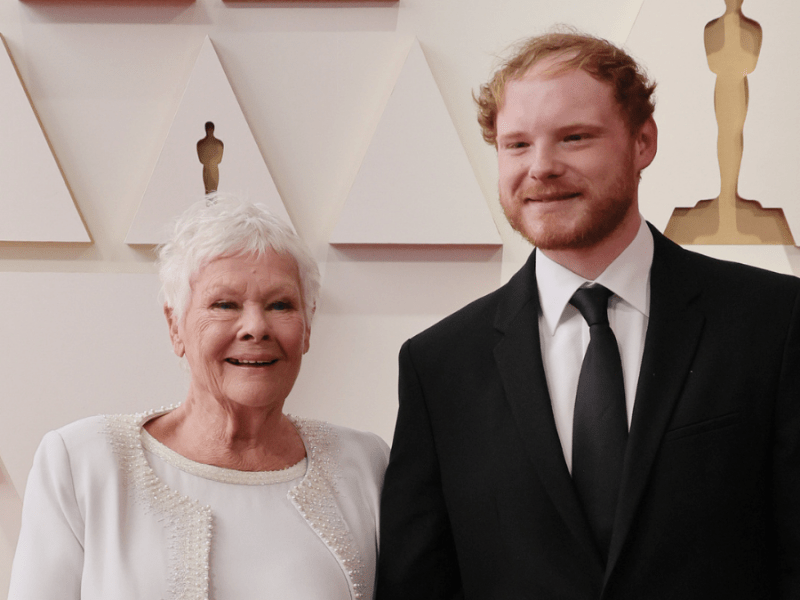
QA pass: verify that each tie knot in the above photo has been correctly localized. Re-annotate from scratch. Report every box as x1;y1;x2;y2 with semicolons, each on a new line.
570;285;613;326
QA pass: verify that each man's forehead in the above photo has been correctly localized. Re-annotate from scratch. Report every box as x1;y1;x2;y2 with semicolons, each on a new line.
517;52;584;82
496;62;628;135
501;56;618;114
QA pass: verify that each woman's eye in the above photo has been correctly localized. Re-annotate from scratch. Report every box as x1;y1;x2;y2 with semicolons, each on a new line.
213;301;237;310
270;301;291;311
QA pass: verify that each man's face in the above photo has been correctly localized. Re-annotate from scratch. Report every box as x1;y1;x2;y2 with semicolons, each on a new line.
495;58;654;251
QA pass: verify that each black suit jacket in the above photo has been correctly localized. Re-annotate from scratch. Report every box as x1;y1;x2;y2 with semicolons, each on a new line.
377;226;800;599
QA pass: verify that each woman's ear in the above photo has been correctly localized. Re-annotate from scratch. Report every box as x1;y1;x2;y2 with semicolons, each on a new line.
164;305;185;358
303;307;315;354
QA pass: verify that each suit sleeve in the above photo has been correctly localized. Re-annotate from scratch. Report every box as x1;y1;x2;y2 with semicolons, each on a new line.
376;340;464;600
8;431;84;600
774;288;800;598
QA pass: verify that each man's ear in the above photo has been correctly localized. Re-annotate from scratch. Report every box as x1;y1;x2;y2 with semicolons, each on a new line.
634;116;658;173
164;305;185;358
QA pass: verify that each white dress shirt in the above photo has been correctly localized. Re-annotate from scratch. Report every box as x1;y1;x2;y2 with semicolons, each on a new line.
536;217;654;472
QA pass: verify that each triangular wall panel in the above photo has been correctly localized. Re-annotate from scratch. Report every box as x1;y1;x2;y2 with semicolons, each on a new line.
126;37;292;244
330;40;500;245
0;34;89;242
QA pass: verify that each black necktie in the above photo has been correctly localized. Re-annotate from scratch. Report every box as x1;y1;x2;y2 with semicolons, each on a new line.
570;285;627;560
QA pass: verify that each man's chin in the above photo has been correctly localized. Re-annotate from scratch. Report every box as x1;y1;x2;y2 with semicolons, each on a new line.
511;215;584;250
511;198;636;251
515;220;617;251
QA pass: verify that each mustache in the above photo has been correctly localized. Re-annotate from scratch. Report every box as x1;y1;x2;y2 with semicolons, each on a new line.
518;185;582;201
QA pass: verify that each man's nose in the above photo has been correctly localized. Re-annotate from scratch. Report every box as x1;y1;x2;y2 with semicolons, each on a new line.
527;145;563;180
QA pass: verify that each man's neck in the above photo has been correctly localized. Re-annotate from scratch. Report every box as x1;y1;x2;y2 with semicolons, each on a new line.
539;212;643;280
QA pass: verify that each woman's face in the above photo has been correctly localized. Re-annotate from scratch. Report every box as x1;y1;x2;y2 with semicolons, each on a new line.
166;250;310;411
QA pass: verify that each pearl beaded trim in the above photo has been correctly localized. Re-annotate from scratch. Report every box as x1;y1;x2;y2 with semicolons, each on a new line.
104;407;368;600
288;416;369;600
105;407;212;600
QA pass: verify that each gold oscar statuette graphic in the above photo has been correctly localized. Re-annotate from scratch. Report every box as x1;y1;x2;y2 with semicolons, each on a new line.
664;0;794;245
197;121;224;194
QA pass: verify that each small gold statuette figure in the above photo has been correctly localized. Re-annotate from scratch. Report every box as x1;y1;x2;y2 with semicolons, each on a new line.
197;121;224;194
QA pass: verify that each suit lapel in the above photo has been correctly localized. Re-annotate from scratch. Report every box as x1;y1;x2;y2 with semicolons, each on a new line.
604;227;706;583
493;251;600;558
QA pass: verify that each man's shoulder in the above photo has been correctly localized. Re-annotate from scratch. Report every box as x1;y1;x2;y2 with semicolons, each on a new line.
407;268;528;354
427;286;506;332
649;223;795;284
657;234;800;294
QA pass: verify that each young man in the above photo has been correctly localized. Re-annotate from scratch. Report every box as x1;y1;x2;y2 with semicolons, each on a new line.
377;32;800;599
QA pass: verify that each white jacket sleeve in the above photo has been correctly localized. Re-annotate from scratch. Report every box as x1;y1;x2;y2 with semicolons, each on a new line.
8;430;85;600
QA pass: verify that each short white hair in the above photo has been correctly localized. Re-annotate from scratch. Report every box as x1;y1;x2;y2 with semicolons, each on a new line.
157;194;320;325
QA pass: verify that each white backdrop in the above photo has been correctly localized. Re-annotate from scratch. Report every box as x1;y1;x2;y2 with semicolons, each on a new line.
2;0;799;595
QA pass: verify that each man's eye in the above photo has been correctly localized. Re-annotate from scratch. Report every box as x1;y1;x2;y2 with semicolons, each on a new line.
506;141;529;149
270;301;292;311
564;134;585;142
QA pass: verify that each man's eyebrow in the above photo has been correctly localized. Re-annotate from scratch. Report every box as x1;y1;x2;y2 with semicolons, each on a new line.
555;122;607;133
496;128;526;140
496;122;607;141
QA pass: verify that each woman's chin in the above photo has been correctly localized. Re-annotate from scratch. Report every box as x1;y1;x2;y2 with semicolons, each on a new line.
216;387;290;412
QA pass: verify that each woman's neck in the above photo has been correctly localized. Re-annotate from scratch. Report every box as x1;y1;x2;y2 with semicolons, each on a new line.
143;400;306;471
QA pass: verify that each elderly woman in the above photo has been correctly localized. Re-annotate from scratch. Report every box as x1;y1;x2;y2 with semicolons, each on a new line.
8;196;389;600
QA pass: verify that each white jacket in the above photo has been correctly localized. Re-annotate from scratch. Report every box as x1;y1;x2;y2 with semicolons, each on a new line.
9;410;389;600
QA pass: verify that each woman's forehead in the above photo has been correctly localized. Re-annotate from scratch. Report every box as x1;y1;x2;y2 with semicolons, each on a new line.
190;251;301;293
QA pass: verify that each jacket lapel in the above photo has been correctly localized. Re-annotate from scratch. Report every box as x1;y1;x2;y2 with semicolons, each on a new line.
604;227;706;584
493;251;600;558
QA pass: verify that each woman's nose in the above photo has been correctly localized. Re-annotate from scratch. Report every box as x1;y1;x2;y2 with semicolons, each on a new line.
239;306;270;340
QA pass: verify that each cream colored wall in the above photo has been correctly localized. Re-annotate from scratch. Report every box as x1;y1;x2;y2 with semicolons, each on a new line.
1;0;797;595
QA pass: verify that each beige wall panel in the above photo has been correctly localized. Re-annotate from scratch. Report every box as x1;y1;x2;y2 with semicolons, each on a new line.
0;35;88;242
331;39;501;245
0;273;185;496
625;0;722;230
126;37;291;244
737;3;800;239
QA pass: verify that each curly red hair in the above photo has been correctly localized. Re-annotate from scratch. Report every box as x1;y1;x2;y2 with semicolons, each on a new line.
475;31;656;146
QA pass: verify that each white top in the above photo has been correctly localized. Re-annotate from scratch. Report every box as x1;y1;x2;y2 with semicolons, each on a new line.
536;217;654;472
8;409;389;600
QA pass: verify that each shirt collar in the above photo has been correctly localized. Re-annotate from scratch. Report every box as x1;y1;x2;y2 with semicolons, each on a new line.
535;216;654;335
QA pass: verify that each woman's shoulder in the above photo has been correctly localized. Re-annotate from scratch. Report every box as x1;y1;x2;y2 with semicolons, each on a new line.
329;421;389;455
43;414;112;452
29;414;129;490
50;411;149;446
41;410;161;470
291;416;389;477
